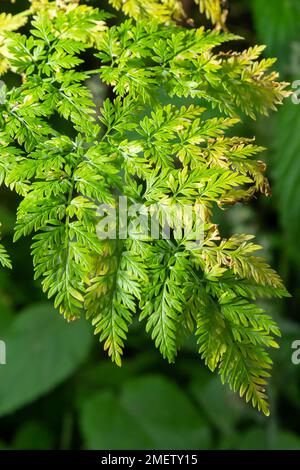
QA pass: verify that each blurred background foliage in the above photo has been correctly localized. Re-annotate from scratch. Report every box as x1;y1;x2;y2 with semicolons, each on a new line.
0;0;300;450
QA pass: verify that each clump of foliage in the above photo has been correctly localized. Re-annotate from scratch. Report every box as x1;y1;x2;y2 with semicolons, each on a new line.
0;0;290;415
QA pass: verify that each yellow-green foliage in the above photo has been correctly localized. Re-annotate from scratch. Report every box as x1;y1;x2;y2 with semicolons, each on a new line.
0;0;290;415
0;11;29;75
109;0;185;22
197;0;227;27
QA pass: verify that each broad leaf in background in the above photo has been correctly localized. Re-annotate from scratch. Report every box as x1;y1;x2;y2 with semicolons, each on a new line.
0;303;92;416
12;421;55;450
236;427;300;450
251;0;300;262
80;375;211;449
80;391;154;450
273;102;300;259
251;0;300;72
189;376;246;435
121;376;211;448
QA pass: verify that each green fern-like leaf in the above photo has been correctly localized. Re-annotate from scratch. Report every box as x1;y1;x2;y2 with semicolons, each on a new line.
0;0;290;415
196;0;227;28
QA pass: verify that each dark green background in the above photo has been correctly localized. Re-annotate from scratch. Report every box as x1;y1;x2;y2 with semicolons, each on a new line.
0;0;300;450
